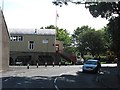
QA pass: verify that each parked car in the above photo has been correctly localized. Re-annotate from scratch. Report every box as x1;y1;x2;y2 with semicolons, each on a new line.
82;59;101;73
15;61;22;65
75;58;84;65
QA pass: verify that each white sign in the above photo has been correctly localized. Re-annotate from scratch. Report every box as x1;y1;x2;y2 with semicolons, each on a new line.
42;40;48;44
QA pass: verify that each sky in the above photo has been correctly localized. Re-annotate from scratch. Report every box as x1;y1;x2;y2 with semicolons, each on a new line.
1;0;109;34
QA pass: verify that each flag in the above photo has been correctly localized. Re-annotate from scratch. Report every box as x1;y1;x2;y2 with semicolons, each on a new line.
57;12;59;18
56;11;59;18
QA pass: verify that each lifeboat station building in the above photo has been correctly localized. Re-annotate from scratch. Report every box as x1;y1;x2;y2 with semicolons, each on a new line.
9;28;57;65
9;28;76;65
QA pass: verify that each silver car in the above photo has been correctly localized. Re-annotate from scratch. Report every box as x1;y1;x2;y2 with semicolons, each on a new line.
82;59;101;73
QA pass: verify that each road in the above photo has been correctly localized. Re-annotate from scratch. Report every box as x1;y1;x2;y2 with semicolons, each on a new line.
1;64;117;89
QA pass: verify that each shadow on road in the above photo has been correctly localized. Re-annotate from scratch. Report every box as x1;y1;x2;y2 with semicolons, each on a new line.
1;67;119;89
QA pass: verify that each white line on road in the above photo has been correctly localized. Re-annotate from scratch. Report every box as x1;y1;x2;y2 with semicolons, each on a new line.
4;77;13;82
4;79;9;82
54;73;65;90
54;78;60;90
53;70;79;90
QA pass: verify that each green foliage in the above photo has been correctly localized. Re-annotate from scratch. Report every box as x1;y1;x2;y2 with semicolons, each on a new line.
72;25;107;57
72;25;94;43
45;25;56;29
84;55;93;61
81;30;106;56
86;2;120;57
107;17;120;55
63;46;77;54
44;25;72;49
86;2;120;19
56;28;72;47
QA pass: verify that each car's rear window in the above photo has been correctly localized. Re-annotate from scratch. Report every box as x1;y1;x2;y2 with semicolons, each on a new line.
85;61;97;65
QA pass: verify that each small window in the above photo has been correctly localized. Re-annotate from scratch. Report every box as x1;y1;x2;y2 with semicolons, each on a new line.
18;36;23;41
13;36;17;41
28;41;34;50
10;36;23;41
10;36;13;41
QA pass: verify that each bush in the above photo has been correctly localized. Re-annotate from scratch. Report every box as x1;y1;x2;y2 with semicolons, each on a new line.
99;56;106;62
83;55;107;62
83;55;94;61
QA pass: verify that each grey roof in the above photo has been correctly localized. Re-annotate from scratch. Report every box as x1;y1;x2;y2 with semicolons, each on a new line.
9;28;56;35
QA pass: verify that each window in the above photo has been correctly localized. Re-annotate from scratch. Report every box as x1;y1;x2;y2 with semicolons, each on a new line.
28;41;34;50
13;36;18;41
10;36;23;41
10;36;13;41
18;36;23;41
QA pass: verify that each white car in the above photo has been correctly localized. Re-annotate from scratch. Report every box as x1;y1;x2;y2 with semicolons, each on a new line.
15;61;22;65
82;59;101;73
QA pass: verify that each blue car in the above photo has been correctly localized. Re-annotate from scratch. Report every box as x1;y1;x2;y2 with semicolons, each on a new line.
82;59;101;73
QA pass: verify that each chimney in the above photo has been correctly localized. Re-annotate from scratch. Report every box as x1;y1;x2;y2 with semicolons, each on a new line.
35;29;37;34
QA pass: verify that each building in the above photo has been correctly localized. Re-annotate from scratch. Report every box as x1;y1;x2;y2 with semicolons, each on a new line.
55;40;63;53
9;28;77;65
9;28;58;65
0;9;9;71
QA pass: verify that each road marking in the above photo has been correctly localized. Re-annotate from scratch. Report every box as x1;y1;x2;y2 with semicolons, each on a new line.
53;70;78;90
54;77;57;83
54;77;60;90
55;85;60;90
54;73;66;90
4;79;9;82
96;76;99;82
4;77;13;82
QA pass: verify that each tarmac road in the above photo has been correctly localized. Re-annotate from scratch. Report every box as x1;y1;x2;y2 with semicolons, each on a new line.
1;64;117;90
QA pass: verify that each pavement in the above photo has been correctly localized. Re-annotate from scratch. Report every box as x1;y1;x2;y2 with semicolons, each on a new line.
97;67;120;89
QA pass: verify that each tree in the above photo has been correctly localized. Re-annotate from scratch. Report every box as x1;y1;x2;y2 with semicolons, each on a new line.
72;25;95;58
72;25;106;58
80;30;106;56
85;2;120;77
52;1;120;50
72;25;95;45
52;0;120;77
45;25;56;29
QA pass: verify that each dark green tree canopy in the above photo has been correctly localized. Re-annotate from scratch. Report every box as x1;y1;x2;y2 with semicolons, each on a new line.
80;30;105;55
72;25;106;56
87;2;120;55
72;25;95;44
86;2;120;19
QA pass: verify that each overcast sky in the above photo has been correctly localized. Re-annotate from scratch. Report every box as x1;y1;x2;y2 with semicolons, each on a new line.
1;0;109;34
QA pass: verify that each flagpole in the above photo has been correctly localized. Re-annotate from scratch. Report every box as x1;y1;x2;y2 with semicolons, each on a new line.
55;10;57;50
55;10;58;28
